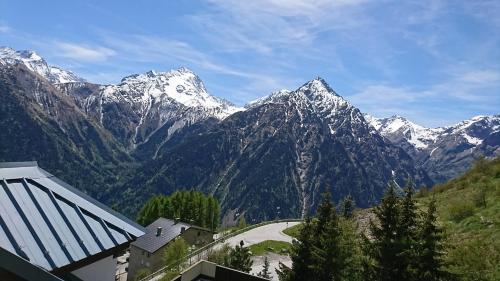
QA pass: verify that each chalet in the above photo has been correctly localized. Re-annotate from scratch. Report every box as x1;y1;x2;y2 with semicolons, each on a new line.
0;162;146;281
128;218;214;280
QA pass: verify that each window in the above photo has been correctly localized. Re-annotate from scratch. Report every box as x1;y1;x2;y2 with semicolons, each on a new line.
197;231;201;236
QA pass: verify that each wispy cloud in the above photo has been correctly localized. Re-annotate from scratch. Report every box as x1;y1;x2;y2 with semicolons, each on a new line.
54;42;116;62
350;68;500;126
0;24;10;33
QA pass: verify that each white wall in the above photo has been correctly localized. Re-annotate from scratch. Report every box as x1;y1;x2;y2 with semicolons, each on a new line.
72;255;117;281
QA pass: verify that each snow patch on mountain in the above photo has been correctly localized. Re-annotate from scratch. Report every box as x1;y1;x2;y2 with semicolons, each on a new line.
0;47;85;84
365;115;442;149
368;114;500;149
100;67;243;119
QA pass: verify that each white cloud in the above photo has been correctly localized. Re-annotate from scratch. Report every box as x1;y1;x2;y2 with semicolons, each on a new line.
0;24;10;33
55;42;116;62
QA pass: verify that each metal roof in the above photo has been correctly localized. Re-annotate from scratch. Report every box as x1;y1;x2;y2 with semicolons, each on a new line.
0;162;146;272
131;218;208;253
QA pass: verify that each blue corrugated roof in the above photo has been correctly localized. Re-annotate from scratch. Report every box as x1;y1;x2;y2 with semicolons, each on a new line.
0;162;146;271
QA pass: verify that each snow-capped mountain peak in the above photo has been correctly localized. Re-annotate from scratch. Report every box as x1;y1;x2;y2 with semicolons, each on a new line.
248;77;350;112
365;114;441;149
0;46;85;84
368;114;500;152
110;67;242;117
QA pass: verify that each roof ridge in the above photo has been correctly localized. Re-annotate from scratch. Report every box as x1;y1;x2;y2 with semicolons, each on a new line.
0;161;38;168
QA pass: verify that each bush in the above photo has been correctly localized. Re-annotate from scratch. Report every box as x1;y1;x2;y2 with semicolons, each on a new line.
447;201;475;222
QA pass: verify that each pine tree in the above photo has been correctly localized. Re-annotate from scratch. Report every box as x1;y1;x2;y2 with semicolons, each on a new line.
369;182;405;281
341;194;355;218
415;198;447;281
257;257;272;279
225;240;253;273
400;180;419;280
278;217;315;281
311;206;342;281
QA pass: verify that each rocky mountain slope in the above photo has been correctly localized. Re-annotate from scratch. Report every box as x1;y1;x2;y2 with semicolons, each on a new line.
117;79;432;222
0;62;130;199
367;115;500;182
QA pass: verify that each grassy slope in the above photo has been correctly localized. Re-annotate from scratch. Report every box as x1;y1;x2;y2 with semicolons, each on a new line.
417;157;500;281
249;240;292;256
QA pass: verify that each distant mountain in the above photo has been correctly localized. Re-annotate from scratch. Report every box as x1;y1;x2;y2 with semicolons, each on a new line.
367;115;500;182
0;47;85;84
117;78;431;223
81;68;243;151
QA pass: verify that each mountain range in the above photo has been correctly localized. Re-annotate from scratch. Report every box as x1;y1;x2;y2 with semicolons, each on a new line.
1;46;498;223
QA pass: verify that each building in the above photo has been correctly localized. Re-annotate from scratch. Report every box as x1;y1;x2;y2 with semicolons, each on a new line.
171;260;269;281
0;162;146;281
128;218;214;280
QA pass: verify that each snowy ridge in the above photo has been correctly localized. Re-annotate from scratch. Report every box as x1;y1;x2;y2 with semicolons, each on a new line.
99;67;243;119
0;47;85;84
365;115;442;149
368;114;500;149
249;78;353;116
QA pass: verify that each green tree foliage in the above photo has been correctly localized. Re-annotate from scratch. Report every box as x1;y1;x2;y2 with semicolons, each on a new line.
257;257;272;279
238;216;247;229
206;243;231;265
163;237;189;271
366;181;450;281
341;194;355;219
414;198;448;281
224;240;253;273
278;193;364;281
368;182;406;281
137;190;220;230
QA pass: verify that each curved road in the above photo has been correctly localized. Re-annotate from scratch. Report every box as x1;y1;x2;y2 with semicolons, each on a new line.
224;221;300;248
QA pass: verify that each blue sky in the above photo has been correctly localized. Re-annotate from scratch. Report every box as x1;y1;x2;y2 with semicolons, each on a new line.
1;0;499;127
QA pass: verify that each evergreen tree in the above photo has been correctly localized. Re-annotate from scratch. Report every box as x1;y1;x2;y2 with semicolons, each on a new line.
311;205;342;281
415;198;447;281
137;191;220;229
400;180;419;280
341;194;355;219
277;217;315;281
369;182;405;281
225;240;253;273
258;257;272;279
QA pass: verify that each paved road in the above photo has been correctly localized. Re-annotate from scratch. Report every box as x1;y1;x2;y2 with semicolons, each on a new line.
224;221;300;248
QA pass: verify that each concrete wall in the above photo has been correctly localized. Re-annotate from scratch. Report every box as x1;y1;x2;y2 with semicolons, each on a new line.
127;228;214;281
72;255;117;281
